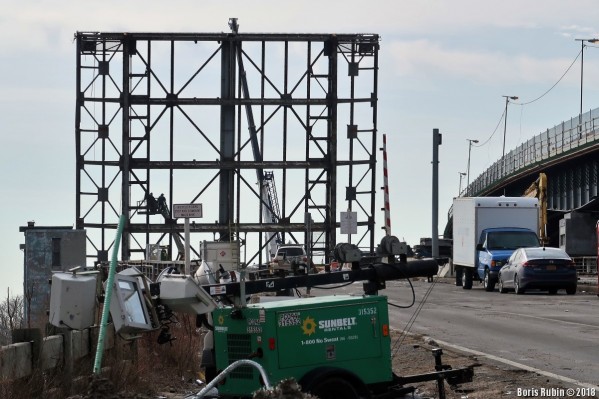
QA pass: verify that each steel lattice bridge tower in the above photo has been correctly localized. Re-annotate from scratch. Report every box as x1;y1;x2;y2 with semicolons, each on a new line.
75;23;380;266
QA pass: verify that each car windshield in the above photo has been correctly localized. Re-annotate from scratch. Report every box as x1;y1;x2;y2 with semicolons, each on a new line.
486;231;540;250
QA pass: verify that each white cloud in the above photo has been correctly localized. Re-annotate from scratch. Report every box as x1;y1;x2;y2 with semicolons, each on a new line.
387;39;582;89
559;25;599;38
2;0;599;53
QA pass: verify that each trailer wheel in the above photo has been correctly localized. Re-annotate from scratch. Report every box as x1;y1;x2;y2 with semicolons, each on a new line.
462;268;473;290
311;377;359;399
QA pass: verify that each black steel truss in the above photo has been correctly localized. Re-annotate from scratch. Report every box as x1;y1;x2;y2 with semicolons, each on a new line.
75;28;380;266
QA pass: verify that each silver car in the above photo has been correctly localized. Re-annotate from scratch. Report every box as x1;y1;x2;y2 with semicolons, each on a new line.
498;247;577;295
269;245;311;274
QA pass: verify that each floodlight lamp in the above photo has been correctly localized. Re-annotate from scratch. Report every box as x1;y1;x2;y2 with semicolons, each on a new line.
49;271;98;330
158;274;217;315
109;274;154;334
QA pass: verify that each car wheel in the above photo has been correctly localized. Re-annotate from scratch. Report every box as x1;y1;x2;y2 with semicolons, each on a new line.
548;288;558;295
514;275;525;295
483;269;495;292
498;277;507;294
566;286;577;295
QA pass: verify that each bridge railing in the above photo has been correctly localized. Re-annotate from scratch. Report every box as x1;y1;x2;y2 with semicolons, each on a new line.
464;108;599;197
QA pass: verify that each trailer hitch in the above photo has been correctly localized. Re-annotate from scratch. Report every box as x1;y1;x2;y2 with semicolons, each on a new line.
395;348;474;399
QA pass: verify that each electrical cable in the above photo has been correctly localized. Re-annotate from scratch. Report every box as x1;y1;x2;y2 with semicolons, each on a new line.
390;275;440;358
516;48;582;106
471;108;506;148
387;278;416;309
371;261;436;357
472;47;585;150
382;263;416;309
312;280;356;290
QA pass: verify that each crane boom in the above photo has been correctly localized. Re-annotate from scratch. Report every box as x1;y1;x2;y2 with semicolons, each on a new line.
232;23;282;259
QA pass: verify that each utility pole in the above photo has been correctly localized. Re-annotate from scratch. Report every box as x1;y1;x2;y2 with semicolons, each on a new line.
501;95;518;176
432;129;442;258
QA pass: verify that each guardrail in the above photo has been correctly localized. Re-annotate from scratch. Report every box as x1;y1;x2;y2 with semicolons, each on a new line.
572;256;598;274
463;108;599;197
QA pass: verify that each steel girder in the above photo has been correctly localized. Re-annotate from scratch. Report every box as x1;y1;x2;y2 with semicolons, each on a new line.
75;30;380;266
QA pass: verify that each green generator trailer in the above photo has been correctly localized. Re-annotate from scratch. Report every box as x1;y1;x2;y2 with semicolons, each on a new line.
191;253;473;398
213;295;392;398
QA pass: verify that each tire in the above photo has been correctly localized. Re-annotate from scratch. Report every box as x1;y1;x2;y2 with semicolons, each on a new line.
548;288;558;295
514;275;525;295
311;377;359;399
566;286;577;295
204;366;217;383
462;268;473;290
483;269;496;292
455;267;463;286
498;277;508;294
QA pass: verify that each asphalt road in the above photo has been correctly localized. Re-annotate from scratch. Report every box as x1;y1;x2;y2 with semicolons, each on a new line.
329;277;599;389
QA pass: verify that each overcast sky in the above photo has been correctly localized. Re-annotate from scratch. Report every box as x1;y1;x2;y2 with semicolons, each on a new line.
2;0;599;296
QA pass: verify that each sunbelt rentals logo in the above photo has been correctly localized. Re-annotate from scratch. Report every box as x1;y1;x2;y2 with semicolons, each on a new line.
301;315;357;335
302;316;317;336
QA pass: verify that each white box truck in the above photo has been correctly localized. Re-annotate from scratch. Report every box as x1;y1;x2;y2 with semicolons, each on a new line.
452;197;540;290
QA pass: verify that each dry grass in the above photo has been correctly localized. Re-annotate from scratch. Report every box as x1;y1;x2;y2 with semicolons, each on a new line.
0;313;205;399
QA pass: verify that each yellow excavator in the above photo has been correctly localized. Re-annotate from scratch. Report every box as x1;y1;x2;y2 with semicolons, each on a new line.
523;173;548;244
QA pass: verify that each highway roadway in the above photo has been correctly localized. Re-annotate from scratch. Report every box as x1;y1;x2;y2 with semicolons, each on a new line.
329;277;599;390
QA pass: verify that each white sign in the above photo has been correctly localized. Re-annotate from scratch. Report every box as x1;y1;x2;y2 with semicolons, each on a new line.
173;203;203;218
340;211;357;234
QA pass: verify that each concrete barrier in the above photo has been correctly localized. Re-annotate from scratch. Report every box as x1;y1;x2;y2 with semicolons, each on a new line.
0;342;32;380
0;326;115;380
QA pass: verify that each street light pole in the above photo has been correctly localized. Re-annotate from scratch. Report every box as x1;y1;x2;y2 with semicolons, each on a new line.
458;172;466;195
466;139;478;190
432;129;442;258
501;95;518;176
575;38;598;125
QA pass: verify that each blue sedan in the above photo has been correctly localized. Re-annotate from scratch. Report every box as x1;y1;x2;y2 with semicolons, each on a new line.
498;247;577;295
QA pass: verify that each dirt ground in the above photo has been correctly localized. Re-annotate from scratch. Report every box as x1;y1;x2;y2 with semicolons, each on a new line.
390;332;598;399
